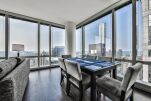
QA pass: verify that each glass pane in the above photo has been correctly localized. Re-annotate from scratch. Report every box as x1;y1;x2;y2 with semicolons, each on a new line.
0;59;4;62
136;0;143;60
40;25;50;66
51;27;65;65
116;62;148;83
9;18;38;68
136;64;151;83
116;4;132;59
39;57;50;67
84;14;112;56
116;61;132;78
0;16;5;59
76;28;82;57
28;58;38;68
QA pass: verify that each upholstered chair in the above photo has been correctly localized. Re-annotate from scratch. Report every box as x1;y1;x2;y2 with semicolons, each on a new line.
97;56;112;77
64;60;91;101
86;55;97;60
61;55;71;59
97;56;112;62
96;63;142;101
58;58;67;86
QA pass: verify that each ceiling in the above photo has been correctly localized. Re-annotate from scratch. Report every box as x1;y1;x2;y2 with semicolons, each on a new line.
0;0;120;25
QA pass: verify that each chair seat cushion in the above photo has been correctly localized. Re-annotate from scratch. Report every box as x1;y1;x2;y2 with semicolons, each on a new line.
96;76;121;97
69;72;90;89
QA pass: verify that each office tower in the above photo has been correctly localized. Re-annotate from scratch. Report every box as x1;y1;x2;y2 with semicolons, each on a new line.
52;46;65;57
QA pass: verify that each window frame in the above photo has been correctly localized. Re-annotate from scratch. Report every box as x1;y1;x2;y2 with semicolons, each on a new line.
0;12;65;69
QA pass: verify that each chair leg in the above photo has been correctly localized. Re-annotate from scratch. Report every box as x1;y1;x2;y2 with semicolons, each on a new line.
79;83;83;101
60;69;63;85
67;81;71;96
109;70;112;77
60;74;64;85
97;91;101;100
66;74;70;94
130;93;133;101
79;90;83;101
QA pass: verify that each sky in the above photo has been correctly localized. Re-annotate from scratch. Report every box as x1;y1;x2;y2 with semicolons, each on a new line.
0;18;65;52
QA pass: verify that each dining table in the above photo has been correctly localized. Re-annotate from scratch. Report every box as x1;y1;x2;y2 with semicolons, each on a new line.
67;57;120;101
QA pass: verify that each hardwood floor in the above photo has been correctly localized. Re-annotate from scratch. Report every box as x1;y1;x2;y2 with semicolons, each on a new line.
23;68;111;101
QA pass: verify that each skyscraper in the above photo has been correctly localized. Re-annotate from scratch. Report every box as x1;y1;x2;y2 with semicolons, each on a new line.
142;0;151;82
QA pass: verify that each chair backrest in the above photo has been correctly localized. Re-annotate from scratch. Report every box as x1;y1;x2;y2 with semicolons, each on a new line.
64;60;82;81
121;63;142;93
82;55;86;58
62;55;71;59
58;58;66;71
97;56;112;62
86;55;96;60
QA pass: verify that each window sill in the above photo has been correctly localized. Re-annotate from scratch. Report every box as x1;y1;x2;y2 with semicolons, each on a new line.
134;80;151;94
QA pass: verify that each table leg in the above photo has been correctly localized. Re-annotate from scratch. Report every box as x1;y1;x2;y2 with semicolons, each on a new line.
113;66;117;79
91;73;96;101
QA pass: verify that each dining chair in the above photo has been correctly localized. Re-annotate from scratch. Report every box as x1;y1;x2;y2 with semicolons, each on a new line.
97;56;112;77
96;63;142;101
58;58;67;86
64;60;91;101
86;55;97;60
62;55;71;59
97;56;112;62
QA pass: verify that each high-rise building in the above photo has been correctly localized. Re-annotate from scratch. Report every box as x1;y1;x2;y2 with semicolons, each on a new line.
52;46;65;57
99;23;106;44
142;0;151;82
117;49;123;58
89;43;106;56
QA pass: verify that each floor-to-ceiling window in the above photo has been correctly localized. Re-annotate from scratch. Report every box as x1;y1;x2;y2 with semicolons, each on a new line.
84;14;112;57
115;4;132;77
0;16;5;61
51;27;65;65
116;4;132;59
40;24;50;67
76;28;82;57
0;12;65;69
9;18;38;68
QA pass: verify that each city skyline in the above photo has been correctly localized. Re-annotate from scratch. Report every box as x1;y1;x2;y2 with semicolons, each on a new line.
0;0;149;82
